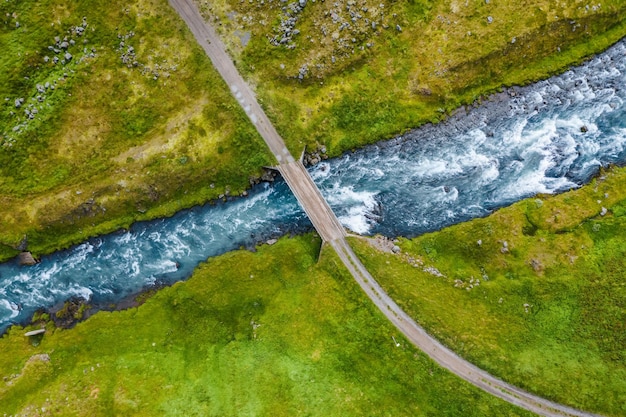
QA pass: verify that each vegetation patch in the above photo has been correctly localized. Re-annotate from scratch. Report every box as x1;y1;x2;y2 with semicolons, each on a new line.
201;0;626;155
0;234;532;416
351;165;626;416
0;0;274;262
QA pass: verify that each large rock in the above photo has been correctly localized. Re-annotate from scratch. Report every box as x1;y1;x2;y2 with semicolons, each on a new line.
18;252;37;266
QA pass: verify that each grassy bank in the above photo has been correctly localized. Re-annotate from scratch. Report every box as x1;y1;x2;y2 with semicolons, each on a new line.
0;0;273;261
0;234;532;416
351;165;626;416
203;0;626;155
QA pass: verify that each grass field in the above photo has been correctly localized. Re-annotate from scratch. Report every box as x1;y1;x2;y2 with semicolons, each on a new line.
0;0;273;261
351;165;626;416
0;234;533;416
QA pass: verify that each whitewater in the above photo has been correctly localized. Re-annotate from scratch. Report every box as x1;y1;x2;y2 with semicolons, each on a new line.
1;38;625;332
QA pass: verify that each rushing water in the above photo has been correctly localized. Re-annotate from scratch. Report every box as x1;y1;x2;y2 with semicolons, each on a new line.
1;39;625;331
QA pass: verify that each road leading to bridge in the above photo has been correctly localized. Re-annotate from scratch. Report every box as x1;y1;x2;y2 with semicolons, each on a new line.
168;1;603;415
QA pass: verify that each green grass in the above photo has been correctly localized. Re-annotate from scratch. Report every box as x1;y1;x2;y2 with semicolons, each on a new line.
0;0;274;261
204;0;626;156
0;234;533;416
350;166;626;417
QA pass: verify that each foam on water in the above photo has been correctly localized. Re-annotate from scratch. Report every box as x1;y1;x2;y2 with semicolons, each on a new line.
1;38;626;332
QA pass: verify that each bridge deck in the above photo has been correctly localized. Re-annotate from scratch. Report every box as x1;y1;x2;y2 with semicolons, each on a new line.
169;0;345;242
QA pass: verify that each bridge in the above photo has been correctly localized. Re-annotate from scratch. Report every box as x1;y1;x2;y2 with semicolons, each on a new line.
168;1;601;415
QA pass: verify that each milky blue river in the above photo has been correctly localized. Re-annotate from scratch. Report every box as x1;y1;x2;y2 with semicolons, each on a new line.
1;39;625;332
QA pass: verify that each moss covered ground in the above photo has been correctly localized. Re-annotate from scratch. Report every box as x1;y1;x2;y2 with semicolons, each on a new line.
0;0;274;261
0;234;533;416
203;0;626;155
351;165;626;416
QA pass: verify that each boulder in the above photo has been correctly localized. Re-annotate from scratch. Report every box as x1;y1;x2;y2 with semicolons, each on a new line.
18;252;37;266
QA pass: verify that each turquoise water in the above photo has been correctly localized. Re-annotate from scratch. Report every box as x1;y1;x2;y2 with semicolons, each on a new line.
1;39;625;331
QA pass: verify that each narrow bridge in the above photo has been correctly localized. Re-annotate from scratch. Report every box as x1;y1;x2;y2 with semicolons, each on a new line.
168;1;602;415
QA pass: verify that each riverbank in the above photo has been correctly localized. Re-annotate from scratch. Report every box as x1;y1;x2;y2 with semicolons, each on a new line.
2;0;625;264
352;164;626;416
0;233;534;417
206;0;626;155
0;0;274;263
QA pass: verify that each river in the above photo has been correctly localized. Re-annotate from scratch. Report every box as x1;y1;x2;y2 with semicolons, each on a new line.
1;38;625;332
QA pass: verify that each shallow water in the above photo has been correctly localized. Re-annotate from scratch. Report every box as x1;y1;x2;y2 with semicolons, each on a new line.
1;39;625;332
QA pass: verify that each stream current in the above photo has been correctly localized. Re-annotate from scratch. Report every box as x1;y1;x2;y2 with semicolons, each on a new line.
1;39;625;332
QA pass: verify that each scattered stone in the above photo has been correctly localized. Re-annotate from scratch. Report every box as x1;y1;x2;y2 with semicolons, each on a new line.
64;52;72;61
487;16;493;24
600;207;607;216
391;245;401;254
500;241;509;254
423;266;445;277
266;238;278;245
476;239;482;246
396;24;402;32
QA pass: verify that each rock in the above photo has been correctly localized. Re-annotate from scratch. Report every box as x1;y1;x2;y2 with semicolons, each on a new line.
530;258;542;272
18;251;37;266
396;24;402;32
266;238;278;245
64;52;72;61
580;125;588;133
600;207;607;216
51;296;90;328
500;241;509;254
487;16;493;23
391;245;401;254
261;170;276;182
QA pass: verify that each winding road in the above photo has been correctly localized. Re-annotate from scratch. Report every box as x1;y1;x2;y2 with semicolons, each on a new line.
168;0;603;415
